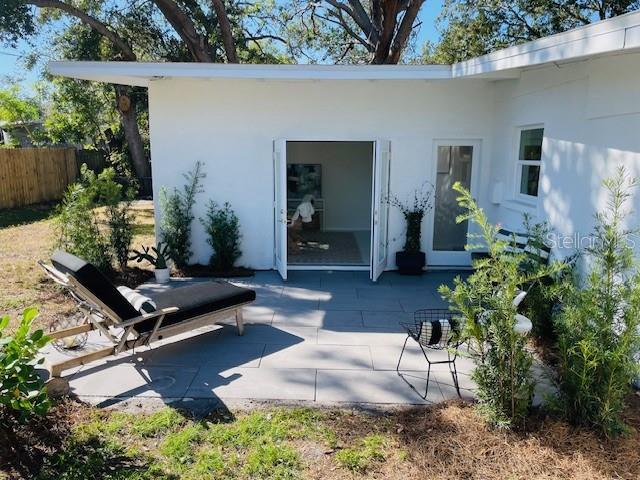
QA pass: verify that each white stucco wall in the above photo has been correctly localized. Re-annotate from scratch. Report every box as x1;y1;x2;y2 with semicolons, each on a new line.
148;78;496;269
487;53;640;262
147;52;640;271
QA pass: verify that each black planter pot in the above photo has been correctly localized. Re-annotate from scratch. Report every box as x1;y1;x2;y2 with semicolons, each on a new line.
395;251;426;275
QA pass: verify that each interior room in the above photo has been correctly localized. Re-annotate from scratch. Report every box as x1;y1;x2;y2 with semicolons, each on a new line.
286;141;373;267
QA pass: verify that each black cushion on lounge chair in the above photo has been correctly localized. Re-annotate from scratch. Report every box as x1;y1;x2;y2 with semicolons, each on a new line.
51;250;140;321
134;281;256;333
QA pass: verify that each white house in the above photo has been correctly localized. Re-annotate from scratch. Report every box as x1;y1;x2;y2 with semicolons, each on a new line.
49;11;640;281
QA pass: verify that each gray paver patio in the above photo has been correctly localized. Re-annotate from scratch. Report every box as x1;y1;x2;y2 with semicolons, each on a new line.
45;270;489;407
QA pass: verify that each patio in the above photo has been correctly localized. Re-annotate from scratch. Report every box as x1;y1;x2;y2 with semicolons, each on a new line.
46;270;482;408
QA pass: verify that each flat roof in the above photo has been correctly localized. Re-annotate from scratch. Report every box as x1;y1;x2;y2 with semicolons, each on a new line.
48;9;640;86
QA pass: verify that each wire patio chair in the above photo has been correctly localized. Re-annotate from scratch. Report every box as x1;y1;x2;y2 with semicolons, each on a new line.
397;309;461;400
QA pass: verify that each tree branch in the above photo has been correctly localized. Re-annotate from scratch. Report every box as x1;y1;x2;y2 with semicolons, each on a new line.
151;0;213;62
211;0;238;63
387;0;424;63
28;0;136;60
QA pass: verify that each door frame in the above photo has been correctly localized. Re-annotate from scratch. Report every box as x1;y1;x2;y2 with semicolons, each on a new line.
274;138;379;274
426;138;482;267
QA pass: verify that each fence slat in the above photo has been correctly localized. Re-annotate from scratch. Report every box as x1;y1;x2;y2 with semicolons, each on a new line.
0;148;79;209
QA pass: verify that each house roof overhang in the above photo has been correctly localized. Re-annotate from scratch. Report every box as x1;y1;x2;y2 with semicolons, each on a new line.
48;9;640;86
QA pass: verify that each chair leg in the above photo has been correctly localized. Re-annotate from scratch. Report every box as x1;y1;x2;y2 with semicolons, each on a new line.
396;335;410;373
235;309;244;336
448;351;461;398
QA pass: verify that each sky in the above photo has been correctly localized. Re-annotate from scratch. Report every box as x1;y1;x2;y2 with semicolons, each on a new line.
0;0;444;91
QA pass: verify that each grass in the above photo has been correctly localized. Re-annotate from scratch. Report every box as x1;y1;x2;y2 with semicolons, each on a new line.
4;399;640;479
0;200;155;332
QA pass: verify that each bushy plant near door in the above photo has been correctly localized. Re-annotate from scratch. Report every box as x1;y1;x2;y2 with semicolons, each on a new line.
439;183;560;428
553;168;640;436
201;201;242;271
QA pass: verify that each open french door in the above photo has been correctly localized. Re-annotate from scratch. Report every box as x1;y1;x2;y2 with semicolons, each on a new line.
273;139;287;280
370;140;391;282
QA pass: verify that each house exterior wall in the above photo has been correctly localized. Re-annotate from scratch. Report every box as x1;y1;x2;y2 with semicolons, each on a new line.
148;78;496;269
487;53;640;264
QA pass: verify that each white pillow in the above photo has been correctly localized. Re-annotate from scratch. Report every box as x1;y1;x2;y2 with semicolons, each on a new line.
419;319;453;346
117;286;157;314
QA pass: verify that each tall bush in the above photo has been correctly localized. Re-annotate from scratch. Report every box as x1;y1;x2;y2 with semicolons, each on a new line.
201;201;242;271
388;184;434;253
0;308;51;419
159;161;205;269
439;183;556;428
55;175;112;272
55;165;135;272
554;168;640;435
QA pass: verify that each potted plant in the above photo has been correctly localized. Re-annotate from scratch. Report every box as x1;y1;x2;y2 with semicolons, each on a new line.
130;242;172;283
389;184;434;275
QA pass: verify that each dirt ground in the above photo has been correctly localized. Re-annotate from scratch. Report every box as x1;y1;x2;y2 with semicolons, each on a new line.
0;200;155;332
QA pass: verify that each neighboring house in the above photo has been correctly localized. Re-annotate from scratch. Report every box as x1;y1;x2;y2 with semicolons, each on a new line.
0;121;43;147
49;11;640;281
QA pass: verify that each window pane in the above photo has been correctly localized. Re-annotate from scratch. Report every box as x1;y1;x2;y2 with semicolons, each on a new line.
520;165;540;196
433;145;473;251
519;128;544;161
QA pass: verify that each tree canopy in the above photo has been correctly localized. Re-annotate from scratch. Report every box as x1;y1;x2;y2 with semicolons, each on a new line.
425;0;640;64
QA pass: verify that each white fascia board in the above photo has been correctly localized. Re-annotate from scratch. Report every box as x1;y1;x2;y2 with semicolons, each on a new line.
48;61;454;84
452;9;640;77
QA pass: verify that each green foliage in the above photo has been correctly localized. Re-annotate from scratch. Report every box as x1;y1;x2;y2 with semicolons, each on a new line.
518;214;576;341
55;178;112;272
428;0;639;63
554;168;640;436
439;183;557;428
130;243;172;270
0;307;51;419
55;165;135;272
335;433;387;473
0;86;39;125
44;77;118;148
0;0;35;47
159;161;205;269
201;200;242;271
388;184;434;253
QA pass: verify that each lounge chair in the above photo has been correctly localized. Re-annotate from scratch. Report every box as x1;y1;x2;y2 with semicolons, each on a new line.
39;250;256;377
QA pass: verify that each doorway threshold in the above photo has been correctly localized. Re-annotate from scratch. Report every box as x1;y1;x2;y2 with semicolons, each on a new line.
288;265;370;271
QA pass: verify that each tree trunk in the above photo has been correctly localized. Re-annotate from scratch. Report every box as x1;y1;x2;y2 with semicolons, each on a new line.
114;85;150;193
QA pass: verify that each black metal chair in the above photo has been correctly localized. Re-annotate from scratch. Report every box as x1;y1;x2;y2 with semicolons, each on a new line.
397;309;461;400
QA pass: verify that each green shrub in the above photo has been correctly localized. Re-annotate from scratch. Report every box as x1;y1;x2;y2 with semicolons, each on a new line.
0;307;51;419
439;183;557;428
201;201;242;271
554;168;640;435
55;165;136;272
55;180;112;272
159;161;205;269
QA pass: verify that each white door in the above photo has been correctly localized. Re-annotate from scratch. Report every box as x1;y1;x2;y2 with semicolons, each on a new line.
427;140;480;266
273;140;287;280
370;140;391;281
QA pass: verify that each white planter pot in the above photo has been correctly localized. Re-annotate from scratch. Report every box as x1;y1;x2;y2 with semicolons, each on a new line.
154;268;170;284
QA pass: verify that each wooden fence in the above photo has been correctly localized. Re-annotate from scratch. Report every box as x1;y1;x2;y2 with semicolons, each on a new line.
0;148;78;209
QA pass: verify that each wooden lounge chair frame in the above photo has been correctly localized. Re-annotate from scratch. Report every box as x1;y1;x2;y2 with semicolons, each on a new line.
39;261;251;377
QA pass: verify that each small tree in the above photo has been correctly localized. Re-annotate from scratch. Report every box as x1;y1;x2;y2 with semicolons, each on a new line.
201;201;242;271
554;167;640;435
439;183;556;428
159;161;205;269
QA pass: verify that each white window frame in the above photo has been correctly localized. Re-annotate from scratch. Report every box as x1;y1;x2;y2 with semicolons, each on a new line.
513;124;544;204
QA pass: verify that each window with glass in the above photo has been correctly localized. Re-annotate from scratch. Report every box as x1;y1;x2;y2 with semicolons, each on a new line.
516;127;544;197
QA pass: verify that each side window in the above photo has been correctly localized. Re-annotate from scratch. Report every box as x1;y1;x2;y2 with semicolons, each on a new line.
516;127;544;198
